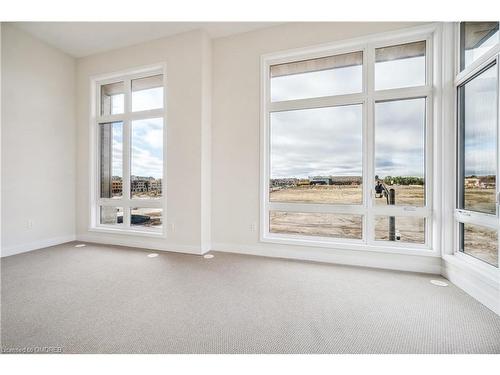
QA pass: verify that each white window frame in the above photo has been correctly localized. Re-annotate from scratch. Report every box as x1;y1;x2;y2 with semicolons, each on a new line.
260;24;443;256
454;22;500;269
89;63;167;237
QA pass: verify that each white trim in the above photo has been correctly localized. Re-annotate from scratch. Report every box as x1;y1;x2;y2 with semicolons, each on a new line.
1;235;76;258
442;254;500;315
88;226;165;238
260;23;440;66
89;63;167;237
260;24;441;255
212;242;442;274
76;234;203;255
454;22;500;270
262;233;436;256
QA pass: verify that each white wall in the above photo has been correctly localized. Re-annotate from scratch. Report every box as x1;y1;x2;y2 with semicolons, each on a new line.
210;22;442;273
1;24;76;256
75;29;212;254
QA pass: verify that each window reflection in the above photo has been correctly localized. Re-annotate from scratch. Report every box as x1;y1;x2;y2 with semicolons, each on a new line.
460;64;497;215
270;51;363;101
375;41;426;90
461;22;499;70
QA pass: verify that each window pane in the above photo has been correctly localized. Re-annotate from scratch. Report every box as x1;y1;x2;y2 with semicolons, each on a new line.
131;118;163;199
131;208;163;229
99;122;123;198
459;64;497;215
132;74;164;112
270;51;363;101
100;206;123;225
101;82;124;116
461;22;499;71
270;211;362;240
460;223;498;267
374;98;425;207
270;105;363;204
374;216;425;244
375;41;426;90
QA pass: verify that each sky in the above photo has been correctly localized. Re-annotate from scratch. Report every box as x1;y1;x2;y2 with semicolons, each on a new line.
270;52;497;180
463;64;497;177
130;117;163;179
107;50;497;183
270;55;427;179
110;87;164;179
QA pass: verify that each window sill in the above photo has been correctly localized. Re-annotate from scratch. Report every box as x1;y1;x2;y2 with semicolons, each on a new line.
261;233;439;257
88;226;166;239
443;253;499;285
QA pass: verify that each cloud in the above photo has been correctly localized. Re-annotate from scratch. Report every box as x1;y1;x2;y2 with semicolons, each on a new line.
271;105;363;178
270;98;428;179
112;123;123;177
131;118;164;178
463;66;497;176
269;57;431;180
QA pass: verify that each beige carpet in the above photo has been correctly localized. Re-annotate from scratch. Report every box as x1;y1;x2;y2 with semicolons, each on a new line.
1;242;500;354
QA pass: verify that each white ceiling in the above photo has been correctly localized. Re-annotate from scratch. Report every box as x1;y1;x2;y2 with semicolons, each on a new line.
13;22;280;58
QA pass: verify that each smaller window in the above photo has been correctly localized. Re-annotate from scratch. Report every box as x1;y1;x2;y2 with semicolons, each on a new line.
131;208;163;229
460;22;499;71
130;118;164;199
375;41;426;90
460;223;498;267
132;74;164;112
101;82;124;116
374;98;426;207
269;104;363;205
269;211;363;240
100;206;124;225
270;51;363;102
458;63;497;215
374;216;425;244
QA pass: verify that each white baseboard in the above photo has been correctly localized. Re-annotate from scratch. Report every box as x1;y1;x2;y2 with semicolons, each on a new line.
442;255;500;316
76;233;203;255
212;242;442;274
1;235;76;257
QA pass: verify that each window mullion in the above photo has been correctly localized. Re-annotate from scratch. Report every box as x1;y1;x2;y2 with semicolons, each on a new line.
123;77;132;228
269;93;365;112
365;44;376;245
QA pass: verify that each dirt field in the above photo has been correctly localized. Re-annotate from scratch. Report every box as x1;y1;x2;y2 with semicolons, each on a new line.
270;185;424;206
269;185;498;257
270;211;362;239
271;185;363;205
269;185;426;243
463;223;498;266
464;188;496;215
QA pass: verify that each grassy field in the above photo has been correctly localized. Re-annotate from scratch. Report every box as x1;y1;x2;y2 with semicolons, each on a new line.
269;185;497;260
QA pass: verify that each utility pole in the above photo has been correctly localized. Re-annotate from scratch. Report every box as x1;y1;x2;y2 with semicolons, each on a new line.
375;176;396;241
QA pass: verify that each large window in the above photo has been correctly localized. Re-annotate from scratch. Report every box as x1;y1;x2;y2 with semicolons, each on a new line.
456;22;499;267
262;27;435;252
93;67;165;235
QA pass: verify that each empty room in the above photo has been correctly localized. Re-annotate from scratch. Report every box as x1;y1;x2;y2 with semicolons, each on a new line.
1;1;500;367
